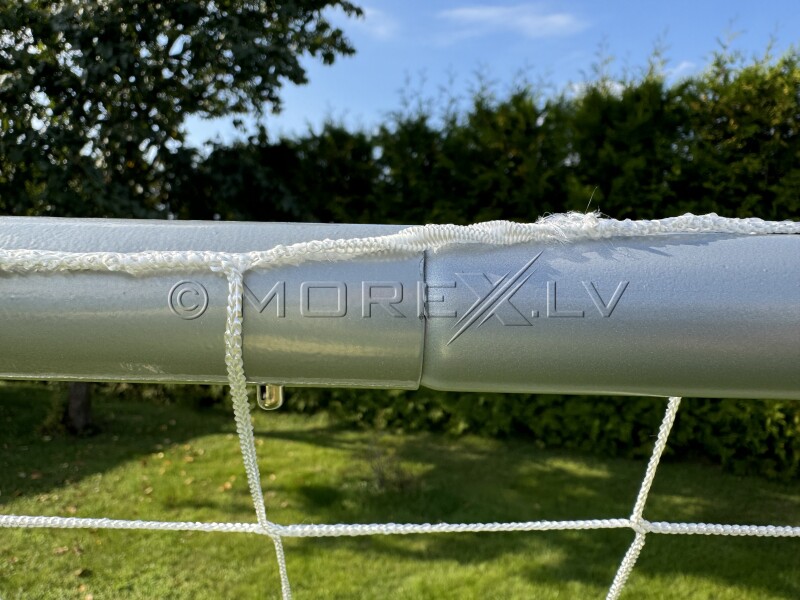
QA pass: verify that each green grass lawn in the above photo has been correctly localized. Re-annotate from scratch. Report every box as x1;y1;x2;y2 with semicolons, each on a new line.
1;384;799;599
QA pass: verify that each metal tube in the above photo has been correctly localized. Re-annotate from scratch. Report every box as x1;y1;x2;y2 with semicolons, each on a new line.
421;234;800;399
0;217;798;399
0;218;425;389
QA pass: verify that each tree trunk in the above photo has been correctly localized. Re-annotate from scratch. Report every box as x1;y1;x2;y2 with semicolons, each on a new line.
64;382;92;434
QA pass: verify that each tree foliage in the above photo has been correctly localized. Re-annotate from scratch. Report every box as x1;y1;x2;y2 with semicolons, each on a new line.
0;0;362;217
168;48;800;227
678;50;800;218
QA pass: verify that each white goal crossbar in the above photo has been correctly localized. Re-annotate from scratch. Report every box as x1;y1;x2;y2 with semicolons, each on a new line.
1;212;799;599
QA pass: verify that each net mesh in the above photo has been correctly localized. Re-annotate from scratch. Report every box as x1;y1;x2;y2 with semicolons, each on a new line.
1;212;799;599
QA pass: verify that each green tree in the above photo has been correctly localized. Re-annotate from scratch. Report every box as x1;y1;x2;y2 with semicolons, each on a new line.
561;75;688;218
168;131;309;222
677;49;800;219
0;0;362;218
171;123;382;223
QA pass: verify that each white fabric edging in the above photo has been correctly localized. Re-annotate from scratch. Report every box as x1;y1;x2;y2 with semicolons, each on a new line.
1;212;798;600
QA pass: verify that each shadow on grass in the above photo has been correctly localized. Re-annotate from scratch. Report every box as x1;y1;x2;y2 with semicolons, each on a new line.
261;422;800;598
0;383;231;507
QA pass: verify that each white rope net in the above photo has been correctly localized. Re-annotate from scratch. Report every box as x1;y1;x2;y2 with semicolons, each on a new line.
1;212;799;599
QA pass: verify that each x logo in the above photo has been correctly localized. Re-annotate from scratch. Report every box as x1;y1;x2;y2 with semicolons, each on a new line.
448;254;541;345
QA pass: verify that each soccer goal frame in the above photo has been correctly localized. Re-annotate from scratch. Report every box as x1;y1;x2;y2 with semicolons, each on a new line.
1;212;798;599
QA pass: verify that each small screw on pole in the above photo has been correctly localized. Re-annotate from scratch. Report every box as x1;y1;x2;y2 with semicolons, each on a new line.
256;384;284;410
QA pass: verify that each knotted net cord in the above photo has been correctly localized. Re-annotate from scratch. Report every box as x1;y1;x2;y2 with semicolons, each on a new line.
1;212;799;599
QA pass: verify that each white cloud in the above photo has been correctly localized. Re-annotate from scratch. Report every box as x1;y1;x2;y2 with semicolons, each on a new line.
330;6;399;41
667;60;696;80
362;7;400;40
437;4;587;44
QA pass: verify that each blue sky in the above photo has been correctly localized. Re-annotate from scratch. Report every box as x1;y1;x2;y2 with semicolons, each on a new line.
185;1;800;147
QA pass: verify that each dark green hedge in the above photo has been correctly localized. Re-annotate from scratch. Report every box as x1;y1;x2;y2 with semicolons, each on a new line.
169;50;800;226
216;50;800;481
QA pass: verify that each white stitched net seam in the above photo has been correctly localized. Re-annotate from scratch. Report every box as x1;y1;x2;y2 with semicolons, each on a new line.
1;212;799;600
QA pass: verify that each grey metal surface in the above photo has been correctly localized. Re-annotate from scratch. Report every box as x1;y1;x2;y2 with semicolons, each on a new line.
0;217;798;399
422;234;800;399
0;218;425;389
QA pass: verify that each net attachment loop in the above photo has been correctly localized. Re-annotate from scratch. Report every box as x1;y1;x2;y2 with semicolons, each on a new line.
256;384;284;410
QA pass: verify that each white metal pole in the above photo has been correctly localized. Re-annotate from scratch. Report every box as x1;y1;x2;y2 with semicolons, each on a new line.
0;216;798;399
